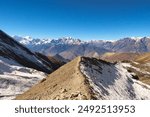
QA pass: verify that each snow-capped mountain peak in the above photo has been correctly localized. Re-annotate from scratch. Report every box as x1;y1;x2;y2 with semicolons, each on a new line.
131;36;143;40
130;37;143;42
12;35;23;41
12;35;33;45
13;35;150;60
24;36;32;40
59;37;82;44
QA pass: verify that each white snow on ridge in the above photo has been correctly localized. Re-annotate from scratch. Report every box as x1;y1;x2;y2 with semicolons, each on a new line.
122;63;150;75
13;35;82;46
0;57;46;100
0;41;52;71
80;58;150;99
131;37;142;40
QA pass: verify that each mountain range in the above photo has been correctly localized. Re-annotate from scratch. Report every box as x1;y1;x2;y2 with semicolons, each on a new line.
0;30;150;100
13;35;150;60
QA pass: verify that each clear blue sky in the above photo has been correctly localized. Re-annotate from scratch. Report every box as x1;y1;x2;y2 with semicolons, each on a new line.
0;0;150;40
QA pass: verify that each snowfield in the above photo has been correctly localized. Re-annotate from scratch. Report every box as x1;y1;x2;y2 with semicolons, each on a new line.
0;57;46;100
80;57;150;99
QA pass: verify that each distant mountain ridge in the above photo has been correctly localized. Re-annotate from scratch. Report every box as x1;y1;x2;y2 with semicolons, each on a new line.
13;35;150;60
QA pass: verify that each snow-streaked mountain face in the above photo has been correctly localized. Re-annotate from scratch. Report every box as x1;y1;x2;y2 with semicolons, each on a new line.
0;30;65;100
13;35;150;60
0;56;46;100
0;30;59;73
80;57;150;99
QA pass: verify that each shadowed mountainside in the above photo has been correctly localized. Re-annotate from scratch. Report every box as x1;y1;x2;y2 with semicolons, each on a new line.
0;30;64;73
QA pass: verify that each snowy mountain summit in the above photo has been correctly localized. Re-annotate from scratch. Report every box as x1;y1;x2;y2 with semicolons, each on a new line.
13;35;150;60
13;35;82;45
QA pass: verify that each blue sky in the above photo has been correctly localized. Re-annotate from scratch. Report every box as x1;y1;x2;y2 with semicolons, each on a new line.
0;0;150;40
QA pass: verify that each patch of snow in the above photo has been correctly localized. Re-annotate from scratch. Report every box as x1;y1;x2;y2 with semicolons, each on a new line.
0;57;46;100
122;63;150;75
121;63;132;67
80;58;150;99
132;61;139;65
131;37;142;40
24;36;32;41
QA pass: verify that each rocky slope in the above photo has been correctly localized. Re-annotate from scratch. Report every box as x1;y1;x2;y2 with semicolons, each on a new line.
0;30;64;99
16;57;150;100
0;30;51;73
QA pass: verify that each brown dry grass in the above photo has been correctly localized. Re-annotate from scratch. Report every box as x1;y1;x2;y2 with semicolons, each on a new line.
16;57;93;100
135;53;150;63
127;53;150;85
101;52;140;62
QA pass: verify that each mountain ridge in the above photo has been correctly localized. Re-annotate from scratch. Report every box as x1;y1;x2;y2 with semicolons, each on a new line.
16;56;150;100
0;30;64;99
13;35;150;60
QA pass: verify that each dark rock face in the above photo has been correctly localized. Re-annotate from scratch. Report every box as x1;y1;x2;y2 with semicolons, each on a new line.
0;30;62;74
